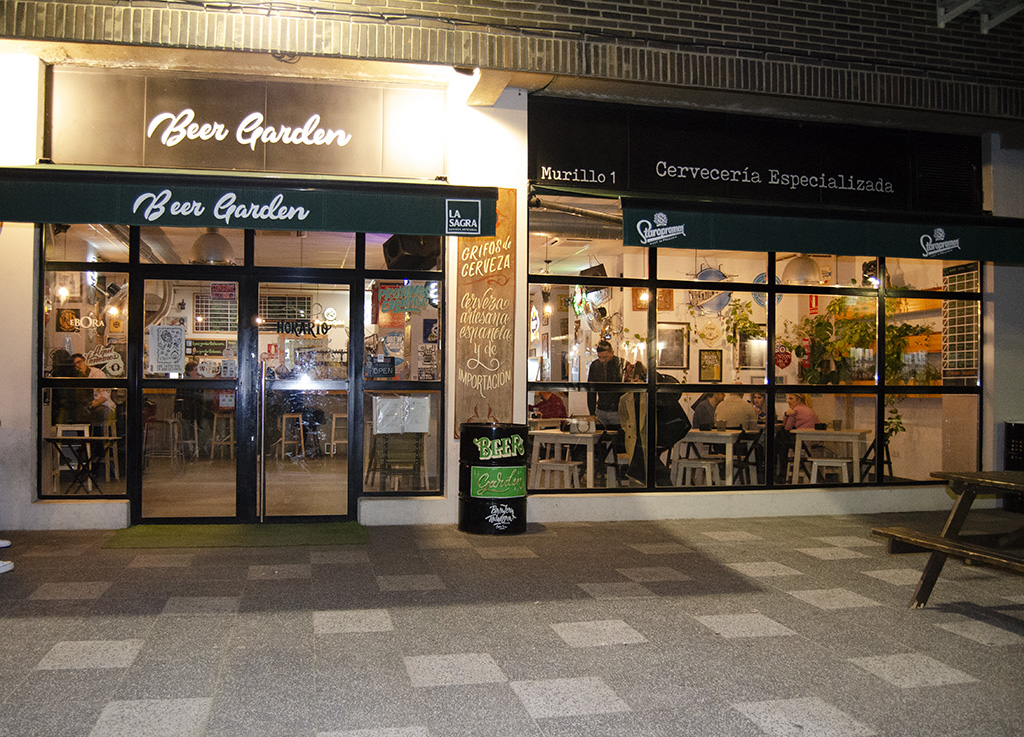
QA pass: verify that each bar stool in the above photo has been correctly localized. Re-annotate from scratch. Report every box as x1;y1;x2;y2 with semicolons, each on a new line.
329;413;347;456
809;458;851;483
100;415;120;481
671;458;721;486
534;458;581;488
210;412;235;460
145;418;182;468
280;413;305;458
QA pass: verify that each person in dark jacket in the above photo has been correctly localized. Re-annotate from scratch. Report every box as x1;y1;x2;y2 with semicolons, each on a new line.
586;339;627;428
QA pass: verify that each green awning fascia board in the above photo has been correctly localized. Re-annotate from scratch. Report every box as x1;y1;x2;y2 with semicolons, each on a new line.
622;199;1024;264
0;165;497;236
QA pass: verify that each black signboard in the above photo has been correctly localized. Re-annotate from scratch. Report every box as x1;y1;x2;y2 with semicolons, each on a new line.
529;98;982;214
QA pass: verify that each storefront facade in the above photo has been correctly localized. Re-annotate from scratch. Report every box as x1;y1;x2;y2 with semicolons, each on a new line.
2;5;1024;530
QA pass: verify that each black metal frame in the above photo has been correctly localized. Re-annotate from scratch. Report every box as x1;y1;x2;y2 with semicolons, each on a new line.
37;227;447;523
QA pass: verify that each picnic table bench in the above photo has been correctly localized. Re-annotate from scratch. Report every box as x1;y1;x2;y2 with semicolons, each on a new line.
871;470;1024;608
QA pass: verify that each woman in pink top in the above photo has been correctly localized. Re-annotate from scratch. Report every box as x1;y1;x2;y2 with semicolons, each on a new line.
783;393;819;430
776;393;820;481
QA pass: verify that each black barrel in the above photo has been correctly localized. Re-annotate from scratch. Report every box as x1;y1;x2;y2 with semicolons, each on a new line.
458;422;528;534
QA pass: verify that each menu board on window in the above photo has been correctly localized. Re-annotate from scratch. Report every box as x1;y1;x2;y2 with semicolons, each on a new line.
454;188;516;437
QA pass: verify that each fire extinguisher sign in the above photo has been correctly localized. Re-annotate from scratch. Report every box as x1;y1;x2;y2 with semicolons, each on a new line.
808;294;819;315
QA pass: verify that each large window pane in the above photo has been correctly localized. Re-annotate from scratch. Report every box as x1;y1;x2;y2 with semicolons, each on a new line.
43;391;128;497
141;388;236;518
260;283;350;380
44;223;129;263
43;270;129;380
884;259;980;293
776;294;879;386
366;233;442;271
255;231;356;269
140;226;243;266
144;280;238;379
772;392;877;485
658;249;768;283
364;279;441;381
363;391;440;492
882;394;978;481
776;252;878;287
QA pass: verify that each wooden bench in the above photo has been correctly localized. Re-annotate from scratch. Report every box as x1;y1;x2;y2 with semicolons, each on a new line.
872;526;1024;575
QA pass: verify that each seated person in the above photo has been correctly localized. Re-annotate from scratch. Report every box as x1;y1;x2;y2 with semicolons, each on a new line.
529;391;567;419
715;393;759;430
691;392;723;431
774;393;820;482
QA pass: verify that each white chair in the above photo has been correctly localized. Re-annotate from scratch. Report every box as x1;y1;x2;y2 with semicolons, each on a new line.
809;458;851;483
535;458;581;488
672;458;721;486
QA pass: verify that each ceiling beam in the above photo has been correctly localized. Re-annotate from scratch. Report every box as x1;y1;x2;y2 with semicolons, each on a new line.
981;3;1024;32
937;0;983;27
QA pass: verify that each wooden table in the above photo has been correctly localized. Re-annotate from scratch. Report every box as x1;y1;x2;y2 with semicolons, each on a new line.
681;429;743;485
791;428;871;484
530;428;602;488
872;471;1024;608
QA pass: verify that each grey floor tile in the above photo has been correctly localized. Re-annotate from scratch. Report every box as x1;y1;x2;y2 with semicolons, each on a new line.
403;653;506;687
128;554;195;568
510;676;630;719
860;568;922;585
247;563;312;579
936;619;1024;645
616;566;689;582
314;608;394;634
787;588;881;610
727;562;804;578
814;536;881;548
550;619;647;647
161;596;240;614
628;542;694;555
376;574;446;591
797;547;869;560
848;652;978;688
703;531;763;542
693;613;797;638
36;639;145;670
475;545;538;559
87;698;213;737
733;696;877;737
577;582;656;599
318;728;429;737
28;581;112;600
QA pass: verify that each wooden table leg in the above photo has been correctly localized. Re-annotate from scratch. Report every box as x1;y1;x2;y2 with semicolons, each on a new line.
909;483;976;608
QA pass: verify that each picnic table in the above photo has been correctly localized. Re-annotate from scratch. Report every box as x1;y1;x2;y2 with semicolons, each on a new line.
872;471;1024;608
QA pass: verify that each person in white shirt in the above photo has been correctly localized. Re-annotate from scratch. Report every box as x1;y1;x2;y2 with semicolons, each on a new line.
715;393;759;430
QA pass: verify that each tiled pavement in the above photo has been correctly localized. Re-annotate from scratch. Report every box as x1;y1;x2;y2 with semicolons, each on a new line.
2;510;1024;736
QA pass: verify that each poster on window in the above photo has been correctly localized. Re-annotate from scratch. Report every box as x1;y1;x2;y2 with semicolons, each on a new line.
454;188;515;437
148;325;186;373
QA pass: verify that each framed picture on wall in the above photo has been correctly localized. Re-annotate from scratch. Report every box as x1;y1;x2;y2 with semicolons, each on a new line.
737;325;767;369
632;288;675;311
541;333;549;358
657;323;690;369
699;349;723;382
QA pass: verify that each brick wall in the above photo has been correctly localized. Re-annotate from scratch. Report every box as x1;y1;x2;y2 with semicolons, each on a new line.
2;1;1022;119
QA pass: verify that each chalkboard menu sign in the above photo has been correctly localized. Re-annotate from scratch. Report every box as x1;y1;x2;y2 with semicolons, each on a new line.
454;188;517;436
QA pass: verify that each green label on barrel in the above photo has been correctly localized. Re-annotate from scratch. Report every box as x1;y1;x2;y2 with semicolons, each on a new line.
472;434;525;461
470;466;526;498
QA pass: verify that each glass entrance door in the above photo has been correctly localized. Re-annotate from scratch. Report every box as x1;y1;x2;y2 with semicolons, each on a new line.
257;282;351;518
139;276;353;520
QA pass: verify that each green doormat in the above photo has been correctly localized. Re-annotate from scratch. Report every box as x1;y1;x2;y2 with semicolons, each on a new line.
103;521;368;548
